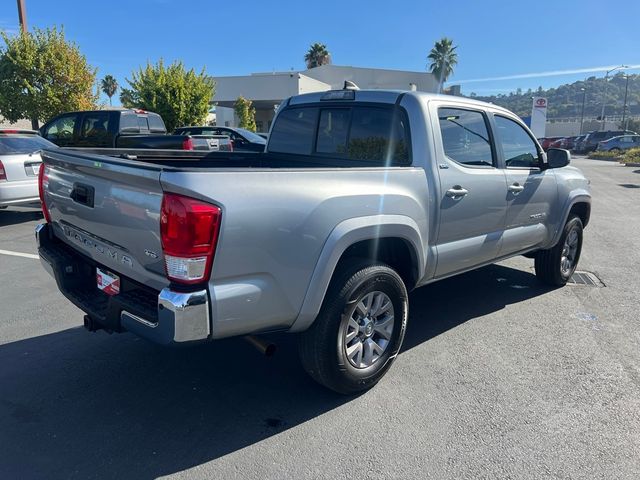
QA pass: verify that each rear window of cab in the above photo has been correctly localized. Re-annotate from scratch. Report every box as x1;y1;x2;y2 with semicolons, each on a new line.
268;105;410;165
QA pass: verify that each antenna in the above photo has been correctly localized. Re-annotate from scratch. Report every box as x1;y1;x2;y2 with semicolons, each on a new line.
343;80;360;91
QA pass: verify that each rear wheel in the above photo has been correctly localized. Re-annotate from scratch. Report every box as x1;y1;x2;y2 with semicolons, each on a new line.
298;261;408;394
535;215;583;286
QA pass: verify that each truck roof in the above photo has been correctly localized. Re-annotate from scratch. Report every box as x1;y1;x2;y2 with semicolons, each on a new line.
286;89;515;116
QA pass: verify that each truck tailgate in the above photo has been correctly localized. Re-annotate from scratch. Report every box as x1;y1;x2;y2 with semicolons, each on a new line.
40;149;168;291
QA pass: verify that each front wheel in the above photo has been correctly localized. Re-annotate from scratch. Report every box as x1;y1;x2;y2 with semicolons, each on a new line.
298;261;408;394
535;215;583;286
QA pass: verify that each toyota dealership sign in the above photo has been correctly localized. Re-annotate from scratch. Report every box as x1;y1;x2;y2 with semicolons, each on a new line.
530;97;548;138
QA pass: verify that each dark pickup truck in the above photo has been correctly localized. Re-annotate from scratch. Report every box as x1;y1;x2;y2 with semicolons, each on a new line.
40;109;232;151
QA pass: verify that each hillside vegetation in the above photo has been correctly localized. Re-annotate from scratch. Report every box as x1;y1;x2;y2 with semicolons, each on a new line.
468;73;639;119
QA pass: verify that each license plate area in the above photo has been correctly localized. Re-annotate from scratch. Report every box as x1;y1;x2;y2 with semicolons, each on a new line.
96;267;120;296
24;163;42;177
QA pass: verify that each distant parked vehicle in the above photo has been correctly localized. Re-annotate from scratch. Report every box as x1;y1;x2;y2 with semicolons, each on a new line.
572;135;588;153
40;109;220;151
555;136;579;150
174;126;266;152
580;130;637;153
0;129;56;209
596;135;640;152
539;136;563;151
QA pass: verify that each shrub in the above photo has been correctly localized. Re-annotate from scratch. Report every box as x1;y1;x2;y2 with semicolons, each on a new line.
621;148;640;164
587;150;621;159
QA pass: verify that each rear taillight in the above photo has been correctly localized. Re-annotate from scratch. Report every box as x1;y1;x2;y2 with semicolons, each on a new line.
0;160;6;181
182;137;194;150
160;193;221;284
38;164;51;222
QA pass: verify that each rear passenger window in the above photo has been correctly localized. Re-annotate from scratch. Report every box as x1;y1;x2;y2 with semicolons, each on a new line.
268;108;319;155
438;108;493;167
77;113;110;147
494;116;540;168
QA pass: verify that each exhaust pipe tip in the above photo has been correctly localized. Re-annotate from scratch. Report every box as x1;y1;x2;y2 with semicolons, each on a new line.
83;315;100;332
244;335;277;357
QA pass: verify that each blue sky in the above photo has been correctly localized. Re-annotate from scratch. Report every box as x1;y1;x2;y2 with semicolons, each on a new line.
1;0;639;104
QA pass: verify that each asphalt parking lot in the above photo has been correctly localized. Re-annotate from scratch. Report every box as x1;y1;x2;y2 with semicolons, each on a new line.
1;157;639;479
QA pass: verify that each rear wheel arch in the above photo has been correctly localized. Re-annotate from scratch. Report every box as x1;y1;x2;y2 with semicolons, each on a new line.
335;237;419;291
290;217;424;333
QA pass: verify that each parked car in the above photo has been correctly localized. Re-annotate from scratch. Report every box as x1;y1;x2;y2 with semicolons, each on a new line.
596;134;640;152
553;136;579;150
37;88;590;394
572;135;588;153
40;109;227;151
0;129;57;209
539;136;563;151
175;126;266;152
580;130;637;153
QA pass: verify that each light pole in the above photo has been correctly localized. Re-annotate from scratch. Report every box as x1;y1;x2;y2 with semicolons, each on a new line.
622;74;630;131
579;88;586;135
600;65;628;130
16;0;27;33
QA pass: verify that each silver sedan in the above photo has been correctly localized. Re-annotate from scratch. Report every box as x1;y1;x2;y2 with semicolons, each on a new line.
0;130;56;209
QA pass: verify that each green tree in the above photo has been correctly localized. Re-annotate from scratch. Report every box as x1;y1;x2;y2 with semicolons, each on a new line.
427;37;458;92
100;74;118;106
620;118;640;132
304;43;331;69
233;96;256;131
0;26;97;129
120;59;214;132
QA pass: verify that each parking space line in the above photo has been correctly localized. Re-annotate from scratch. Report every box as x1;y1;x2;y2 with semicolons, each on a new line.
0;249;39;260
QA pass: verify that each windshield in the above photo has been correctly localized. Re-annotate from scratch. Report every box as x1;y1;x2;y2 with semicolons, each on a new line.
0;135;57;154
236;128;266;143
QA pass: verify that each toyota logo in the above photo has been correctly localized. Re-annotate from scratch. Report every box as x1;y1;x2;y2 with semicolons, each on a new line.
536;98;547;107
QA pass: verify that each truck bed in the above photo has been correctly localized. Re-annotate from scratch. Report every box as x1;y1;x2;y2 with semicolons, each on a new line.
52;148;406;170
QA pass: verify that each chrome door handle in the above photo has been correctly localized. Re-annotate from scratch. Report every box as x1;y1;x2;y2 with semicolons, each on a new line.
508;183;525;194
446;186;469;198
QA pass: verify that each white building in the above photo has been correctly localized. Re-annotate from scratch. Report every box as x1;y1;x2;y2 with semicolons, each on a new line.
212;64;438;132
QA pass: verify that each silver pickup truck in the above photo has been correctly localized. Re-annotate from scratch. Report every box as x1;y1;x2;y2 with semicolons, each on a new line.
36;87;591;394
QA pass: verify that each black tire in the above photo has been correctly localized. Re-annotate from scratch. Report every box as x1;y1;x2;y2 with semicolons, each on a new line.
298;260;408;395
535;215;583;286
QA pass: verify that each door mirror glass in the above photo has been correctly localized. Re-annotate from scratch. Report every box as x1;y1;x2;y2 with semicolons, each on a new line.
547;148;570;169
494;115;540;168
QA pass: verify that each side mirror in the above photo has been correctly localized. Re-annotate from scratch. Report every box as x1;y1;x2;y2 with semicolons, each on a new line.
546;148;571;169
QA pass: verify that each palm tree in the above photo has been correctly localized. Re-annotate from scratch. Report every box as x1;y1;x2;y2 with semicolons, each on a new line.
427;37;458;93
304;43;331;69
101;75;119;106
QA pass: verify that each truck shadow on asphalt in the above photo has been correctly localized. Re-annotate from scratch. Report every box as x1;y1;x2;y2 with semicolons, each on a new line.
0;263;550;479
0;207;43;227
